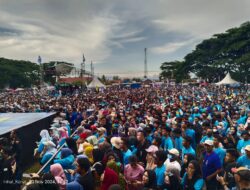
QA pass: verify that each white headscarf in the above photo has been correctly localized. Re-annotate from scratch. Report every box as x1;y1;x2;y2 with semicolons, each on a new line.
40;129;51;142
43;141;57;155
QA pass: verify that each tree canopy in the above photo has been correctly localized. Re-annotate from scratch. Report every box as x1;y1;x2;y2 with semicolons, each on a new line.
160;22;250;83
0;58;76;88
0;57;39;88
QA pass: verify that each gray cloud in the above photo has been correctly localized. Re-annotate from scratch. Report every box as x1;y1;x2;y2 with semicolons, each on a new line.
0;0;250;76
0;27;21;36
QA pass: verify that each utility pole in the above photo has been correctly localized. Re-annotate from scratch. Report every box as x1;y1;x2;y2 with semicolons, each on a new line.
144;48;148;79
91;61;94;77
38;55;43;87
81;54;85;89
81;54;85;78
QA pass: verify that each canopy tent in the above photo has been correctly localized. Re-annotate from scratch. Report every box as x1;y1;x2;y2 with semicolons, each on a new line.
215;73;240;85
87;76;106;88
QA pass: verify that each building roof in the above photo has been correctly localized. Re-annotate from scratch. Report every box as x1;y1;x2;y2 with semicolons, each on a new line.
58;77;92;84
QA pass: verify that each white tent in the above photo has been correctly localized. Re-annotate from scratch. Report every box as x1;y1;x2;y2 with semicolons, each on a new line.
215;73;240;85
87;76;106;88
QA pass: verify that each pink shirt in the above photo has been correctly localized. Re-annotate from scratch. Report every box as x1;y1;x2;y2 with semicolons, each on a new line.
124;164;144;184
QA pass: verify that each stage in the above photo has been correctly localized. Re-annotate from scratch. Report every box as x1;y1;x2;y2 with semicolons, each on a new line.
0;112;55;135
0;112;56;169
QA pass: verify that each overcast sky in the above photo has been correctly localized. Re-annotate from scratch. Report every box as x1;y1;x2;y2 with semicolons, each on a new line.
1;0;250;77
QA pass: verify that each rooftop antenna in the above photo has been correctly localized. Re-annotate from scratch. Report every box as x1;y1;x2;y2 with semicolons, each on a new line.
80;54;86;89
144;48;148;79
91;61;94;77
81;53;85;78
38;55;43;86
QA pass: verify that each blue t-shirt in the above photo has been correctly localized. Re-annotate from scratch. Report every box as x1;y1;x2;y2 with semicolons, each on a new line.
174;136;183;152
123;149;133;166
237;116;247;125
202;151;221;179
182;173;204;190
155;164;166;186
162;136;174;151
237;155;250;169
182;146;196;160
214;147;226;165
237;139;250;153
40;153;54;173
185;129;196;148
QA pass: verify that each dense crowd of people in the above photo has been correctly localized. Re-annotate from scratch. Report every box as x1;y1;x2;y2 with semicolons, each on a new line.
0;84;250;190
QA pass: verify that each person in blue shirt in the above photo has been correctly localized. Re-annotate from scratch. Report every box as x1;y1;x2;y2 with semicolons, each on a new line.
173;128;183;152
97;127;106;144
192;107;201;119
182;136;196;160
200;128;214;144
54;148;75;170
120;137;133;166
40;141;57;173
161;126;174;151
213;135;226;166
154;150;167;189
236;131;250;154
237;145;250;169
182;160;204;190
202;139;222;190
182;121;196;149
237;111;247;125
61;121;71;136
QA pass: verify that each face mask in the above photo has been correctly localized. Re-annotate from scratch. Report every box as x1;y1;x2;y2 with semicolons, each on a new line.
168;154;172;160
207;132;212;137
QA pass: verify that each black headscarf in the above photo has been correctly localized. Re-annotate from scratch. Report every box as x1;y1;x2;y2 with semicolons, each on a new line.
144;170;157;189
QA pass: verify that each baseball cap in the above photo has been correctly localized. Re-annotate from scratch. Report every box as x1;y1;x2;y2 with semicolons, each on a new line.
90;125;97;131
97;127;106;133
232;167;250;181
245;145;250;152
204;139;213;146
110;137;122;149
145;145;158;153
168;148;180;157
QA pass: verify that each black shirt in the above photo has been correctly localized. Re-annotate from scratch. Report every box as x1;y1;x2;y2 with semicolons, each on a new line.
225;162;237;189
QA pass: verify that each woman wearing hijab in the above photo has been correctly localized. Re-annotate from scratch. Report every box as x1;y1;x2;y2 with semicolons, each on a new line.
86;135;98;148
93;148;104;163
40;141;57;173
180;154;196;177
163;167;182;190
66;137;78;156
54;148;75;170
142;170;157;190
181;160;204;190
35;129;52;156
100;167;119;190
84;145;94;164
40;129;52;142
106;160;126;190
58;127;69;147
50;163;67;190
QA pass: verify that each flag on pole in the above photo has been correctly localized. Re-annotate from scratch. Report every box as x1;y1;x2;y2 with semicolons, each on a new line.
38;55;42;64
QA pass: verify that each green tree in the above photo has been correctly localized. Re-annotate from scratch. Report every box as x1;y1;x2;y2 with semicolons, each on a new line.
160;61;188;82
0;58;40;88
99;75;107;84
112;76;120;80
160;21;250;83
